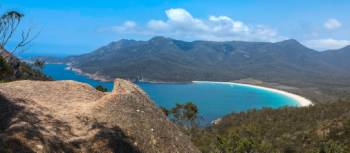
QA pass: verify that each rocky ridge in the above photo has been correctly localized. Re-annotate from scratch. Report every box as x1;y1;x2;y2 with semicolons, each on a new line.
0;79;199;153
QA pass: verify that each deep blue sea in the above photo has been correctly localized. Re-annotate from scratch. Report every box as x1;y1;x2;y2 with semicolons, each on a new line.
44;64;298;124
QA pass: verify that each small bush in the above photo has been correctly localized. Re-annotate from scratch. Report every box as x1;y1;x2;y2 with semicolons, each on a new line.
95;85;108;92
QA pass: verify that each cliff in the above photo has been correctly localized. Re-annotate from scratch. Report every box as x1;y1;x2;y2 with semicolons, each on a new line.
0;79;200;153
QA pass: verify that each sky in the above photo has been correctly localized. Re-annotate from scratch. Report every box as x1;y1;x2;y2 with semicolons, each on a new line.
1;0;350;55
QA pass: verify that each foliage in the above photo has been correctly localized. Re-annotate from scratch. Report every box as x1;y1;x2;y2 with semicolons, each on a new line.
0;57;13;79
165;102;199;128
0;140;11;153
317;140;346;153
33;59;45;71
95;85;108;92
0;56;50;81
0;10;48;81
192;101;350;153
212;129;276;153
162;102;200;140
160;106;170;116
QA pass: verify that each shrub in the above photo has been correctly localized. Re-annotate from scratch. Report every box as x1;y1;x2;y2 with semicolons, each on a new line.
95;85;108;92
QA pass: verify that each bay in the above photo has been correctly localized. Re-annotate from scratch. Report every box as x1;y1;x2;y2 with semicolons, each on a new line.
43;64;298;124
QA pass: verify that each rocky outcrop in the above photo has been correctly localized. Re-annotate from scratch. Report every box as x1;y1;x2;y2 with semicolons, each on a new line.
0;79;200;153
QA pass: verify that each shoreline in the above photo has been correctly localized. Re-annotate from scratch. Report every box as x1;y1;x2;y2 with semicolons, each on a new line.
48;63;313;107
65;63;113;82
193;81;313;107
64;64;193;84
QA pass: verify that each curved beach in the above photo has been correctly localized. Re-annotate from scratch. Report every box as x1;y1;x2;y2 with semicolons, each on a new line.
193;81;313;107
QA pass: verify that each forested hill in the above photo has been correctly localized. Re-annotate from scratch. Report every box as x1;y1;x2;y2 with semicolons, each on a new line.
0;49;49;81
65;37;350;87
193;100;350;152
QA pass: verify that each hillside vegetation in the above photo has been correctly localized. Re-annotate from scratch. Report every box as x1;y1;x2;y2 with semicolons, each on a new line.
193;101;350;153
0;50;49;81
0;10;49;82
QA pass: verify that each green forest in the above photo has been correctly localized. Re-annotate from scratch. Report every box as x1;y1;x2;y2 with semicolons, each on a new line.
190;101;350;153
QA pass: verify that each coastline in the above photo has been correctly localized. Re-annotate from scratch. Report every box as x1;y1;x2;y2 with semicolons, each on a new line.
49;63;313;107
65;63;113;82
193;81;313;107
65;64;193;84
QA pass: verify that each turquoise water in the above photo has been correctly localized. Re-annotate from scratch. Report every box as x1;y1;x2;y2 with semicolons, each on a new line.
44;64;298;124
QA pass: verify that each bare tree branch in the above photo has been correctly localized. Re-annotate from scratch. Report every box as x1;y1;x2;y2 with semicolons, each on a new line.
0;10;37;60
10;27;39;54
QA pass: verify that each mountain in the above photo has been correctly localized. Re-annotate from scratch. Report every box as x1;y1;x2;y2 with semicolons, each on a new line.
0;79;200;153
321;45;350;70
58;37;350;103
64;37;350;84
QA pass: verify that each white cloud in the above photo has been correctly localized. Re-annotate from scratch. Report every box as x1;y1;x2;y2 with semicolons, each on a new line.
148;20;170;30
324;19;342;30
112;21;137;32
304;38;350;50
165;8;194;23
112;8;285;42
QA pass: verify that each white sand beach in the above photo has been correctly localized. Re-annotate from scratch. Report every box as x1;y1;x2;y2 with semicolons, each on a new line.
193;81;313;107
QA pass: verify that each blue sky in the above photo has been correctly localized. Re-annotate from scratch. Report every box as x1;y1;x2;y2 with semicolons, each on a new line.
2;0;350;55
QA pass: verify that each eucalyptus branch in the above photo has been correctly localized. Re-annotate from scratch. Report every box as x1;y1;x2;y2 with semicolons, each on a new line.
10;27;38;54
0;10;37;60
0;11;23;48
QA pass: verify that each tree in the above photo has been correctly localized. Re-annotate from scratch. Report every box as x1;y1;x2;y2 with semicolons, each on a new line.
0;56;12;79
169;102;199;128
318;140;346;153
212;130;276;153
33;60;45;71
160;107;170;116
0;10;36;59
95;85;108;92
160;102;199;128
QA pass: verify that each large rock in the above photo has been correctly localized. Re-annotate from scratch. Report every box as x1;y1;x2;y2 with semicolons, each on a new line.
0;79;200;153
